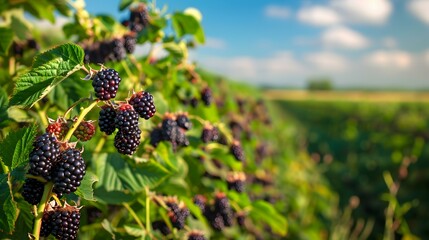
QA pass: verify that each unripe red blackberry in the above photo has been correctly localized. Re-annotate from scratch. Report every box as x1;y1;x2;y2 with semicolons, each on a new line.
92;68;122;100
46;118;69;140
149;127;163;147
51;204;81;240
161;115;178;142
201;87;213;106
176;113;192;130
52;148;86;195
152;220;171;235
230;140;245;162
226;172;246;193
124;34;137;54
187;231;206;240
98;105;117;135
114;129;141;155
114;104;140;133
28;133;60;181
22;178;44;205
129;91;156;120
73;120;96;142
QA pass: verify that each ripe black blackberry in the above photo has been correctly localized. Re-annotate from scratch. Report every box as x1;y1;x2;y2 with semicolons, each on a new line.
92;68;122;100
110;38;126;61
207;210;225;231
176;113;192;130
114;104;140;133
214;193;234;227
12;41;24;58
193;195;206;213
114;129;141;155
201;125;219;143
129;4;149;30
28;133;60;181
166;199;190;230
236;212;246;227
22;178;44;205
230;140;245;162
187;231;206;240
51;205;81;240
40;209;54;237
161;115;178;142
52;148;86;195
129;91;156;120
152;220;171;235
227;172;246;193
124;35;137;54
27;39;40;50
149;127;163;147
201;87;213;106
98;105;117;135
174;127;189;149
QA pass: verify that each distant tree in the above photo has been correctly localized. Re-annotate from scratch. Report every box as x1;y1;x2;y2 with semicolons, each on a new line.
307;77;333;91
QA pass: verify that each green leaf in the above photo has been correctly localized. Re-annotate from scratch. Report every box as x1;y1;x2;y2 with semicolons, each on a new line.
250;200;288;236
75;171;98;201
10;43;84;108
171;11;205;43
119;0;134;11
0;88;9;128
0;125;38;170
0;27;13;55
26;0;55;23
0;174;17;234
10;14;31;40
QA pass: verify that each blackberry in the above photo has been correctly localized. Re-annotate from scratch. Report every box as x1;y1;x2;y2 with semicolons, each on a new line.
52;148;86;195
130;4;149;29
207;210;225;231
201;87;213;106
51;205;81;240
73;120;95;142
110;38;126;61
193;195;206;214
22;178;44;205
236;212;246;227
188;231;206;240
174;127;189;148
98;105;117;135
161;115;178;142
40;209;54;237
152;220;171;235
114;104;140;133
201;125;219;143
214;192;231;215
114;129;141;155
227;172;246;193
230;140;245;162
92;68;122;100
129;91;156;120
12;41;24;58
166;200;190;230
27;39;40;50
176;113;192;130
28;133;60;181
124;35;137;54
46;118;69;140
149;127;163;147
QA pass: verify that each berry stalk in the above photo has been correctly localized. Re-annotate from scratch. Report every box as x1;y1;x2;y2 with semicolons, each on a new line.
32;182;54;240
63;100;99;142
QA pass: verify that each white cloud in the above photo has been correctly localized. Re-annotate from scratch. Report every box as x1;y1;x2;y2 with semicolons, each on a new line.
332;0;392;24
321;26;369;49
424;50;429;64
297;6;341;26
365;50;413;69
381;37;397;48
205;37;226;49
264;5;291;19
408;0;429;25
304;52;349;71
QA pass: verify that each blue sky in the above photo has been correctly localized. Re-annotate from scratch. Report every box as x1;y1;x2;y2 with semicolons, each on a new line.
85;0;429;89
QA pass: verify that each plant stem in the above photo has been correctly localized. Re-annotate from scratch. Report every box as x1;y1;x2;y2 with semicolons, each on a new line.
32;182;54;240
123;203;146;233
145;187;151;236
34;103;48;128
63;100;99;142
93;135;106;154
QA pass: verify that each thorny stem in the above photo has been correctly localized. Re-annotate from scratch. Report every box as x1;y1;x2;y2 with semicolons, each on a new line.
64;100;99;142
32;182;54;240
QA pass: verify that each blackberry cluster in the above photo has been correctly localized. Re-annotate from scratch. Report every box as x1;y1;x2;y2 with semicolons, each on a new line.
73;120;95;142
149;127;163;147
226;172;246;193
187;231;206;240
151;113;191;150
198;193;235;231
84;38;129;64
40;210;54;237
52;148;86;195
51;207;81;239
201;87;213;106
98;105;117;135
176;113;192;130
200;124;220;143
214;193;234;227
92;68;122;100
114;104;141;155
46;118;69;140
166;201;190;230
129;91;156;119
230;140;245;162
27;133;60;181
152;220;171;235
124;34;137;54
21;178;44;205
161;116;178;142
129;4;150;33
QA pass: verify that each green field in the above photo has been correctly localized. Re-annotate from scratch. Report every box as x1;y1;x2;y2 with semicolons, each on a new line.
271;92;429;239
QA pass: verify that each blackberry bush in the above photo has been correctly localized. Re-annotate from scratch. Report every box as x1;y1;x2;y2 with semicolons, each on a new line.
52;148;86;195
92;68;122;100
27;133;60;181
